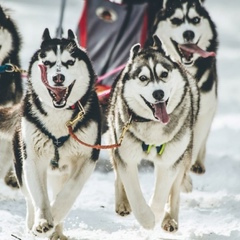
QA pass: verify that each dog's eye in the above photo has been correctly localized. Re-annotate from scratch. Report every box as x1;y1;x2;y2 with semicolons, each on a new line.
170;18;183;26
40;53;46;58
139;75;148;81
192;17;201;24
160;71;168;78
66;60;75;66
43;61;51;66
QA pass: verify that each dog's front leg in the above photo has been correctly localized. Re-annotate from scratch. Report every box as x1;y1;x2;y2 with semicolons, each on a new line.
161;165;186;233
115;168;131;216
116;161;155;229
0;140;13;179
51;160;96;225
50;223;68;240
191;105;216;174
23;155;54;237
149;165;177;228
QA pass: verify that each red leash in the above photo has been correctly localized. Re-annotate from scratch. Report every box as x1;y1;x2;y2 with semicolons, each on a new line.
66;102;132;150
96;64;125;84
67;125;121;149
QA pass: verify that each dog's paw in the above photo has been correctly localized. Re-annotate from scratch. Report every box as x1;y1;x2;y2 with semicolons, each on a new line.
32;218;54;237
4;170;19;189
116;202;132;216
161;217;178;233
191;162;205;174
50;231;68;240
50;223;68;240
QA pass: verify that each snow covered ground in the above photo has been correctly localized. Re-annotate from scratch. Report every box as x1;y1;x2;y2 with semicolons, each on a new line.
0;0;240;239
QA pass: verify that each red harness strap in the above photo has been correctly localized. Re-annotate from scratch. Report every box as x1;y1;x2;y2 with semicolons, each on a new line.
67;125;121;149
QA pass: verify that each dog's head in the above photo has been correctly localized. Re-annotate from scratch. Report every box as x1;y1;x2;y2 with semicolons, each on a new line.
0;6;20;64
123;35;187;124
29;28;95;109
153;0;217;66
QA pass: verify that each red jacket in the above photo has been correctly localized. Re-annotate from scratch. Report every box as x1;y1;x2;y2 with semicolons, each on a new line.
77;0;151;86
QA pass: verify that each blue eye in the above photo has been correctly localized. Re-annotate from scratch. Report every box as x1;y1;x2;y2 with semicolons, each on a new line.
139;75;148;81
66;60;75;66
192;17;201;24
161;71;168;78
43;61;51;66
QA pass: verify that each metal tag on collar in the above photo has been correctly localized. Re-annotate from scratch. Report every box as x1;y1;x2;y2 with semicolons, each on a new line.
65;100;85;127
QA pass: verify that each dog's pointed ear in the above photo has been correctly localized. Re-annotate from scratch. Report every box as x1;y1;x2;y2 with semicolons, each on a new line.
130;43;141;60
42;28;51;41
162;0;168;9
67;29;76;40
152;35;163;50
0;7;5;18
152;35;168;56
198;0;205;4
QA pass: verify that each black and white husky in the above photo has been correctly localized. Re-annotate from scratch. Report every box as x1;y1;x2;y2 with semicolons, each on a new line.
149;0;218;174
107;36;199;232
0;28;101;239
0;5;23;187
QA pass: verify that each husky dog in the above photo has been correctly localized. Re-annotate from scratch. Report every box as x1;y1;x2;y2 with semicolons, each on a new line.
107;36;199;232
0;5;23;187
0;29;101;239
149;0;218;174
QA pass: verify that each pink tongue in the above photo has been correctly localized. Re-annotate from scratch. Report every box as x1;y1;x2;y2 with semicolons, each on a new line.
39;64;67;102
178;44;216;58
153;102;169;124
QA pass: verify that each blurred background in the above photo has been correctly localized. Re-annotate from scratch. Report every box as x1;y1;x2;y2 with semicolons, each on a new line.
2;0;240;118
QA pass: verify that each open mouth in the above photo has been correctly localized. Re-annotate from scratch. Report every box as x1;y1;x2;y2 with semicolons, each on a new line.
39;64;75;108
171;39;216;65
141;96;169;124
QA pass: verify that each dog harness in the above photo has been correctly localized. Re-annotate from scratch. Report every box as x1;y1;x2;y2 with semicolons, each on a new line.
0;63;27;74
142;142;166;155
50;135;69;168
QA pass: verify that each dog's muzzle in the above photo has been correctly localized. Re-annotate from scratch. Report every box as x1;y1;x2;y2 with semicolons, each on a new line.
39;64;75;108
52;73;65;86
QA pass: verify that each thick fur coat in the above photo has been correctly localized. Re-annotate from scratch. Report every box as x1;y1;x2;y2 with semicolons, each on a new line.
147;0;218;174
0;5;23;187
0;29;102;239
107;36;199;232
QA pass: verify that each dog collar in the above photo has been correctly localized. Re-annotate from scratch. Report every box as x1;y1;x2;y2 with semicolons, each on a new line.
68;91;89;110
68;104;77;110
142;142;166;155
68;100;84;110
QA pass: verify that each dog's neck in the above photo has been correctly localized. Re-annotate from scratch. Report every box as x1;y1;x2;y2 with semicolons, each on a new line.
128;109;152;123
67;92;89;110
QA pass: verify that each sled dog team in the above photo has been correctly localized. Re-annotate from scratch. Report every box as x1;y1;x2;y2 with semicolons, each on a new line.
0;0;218;239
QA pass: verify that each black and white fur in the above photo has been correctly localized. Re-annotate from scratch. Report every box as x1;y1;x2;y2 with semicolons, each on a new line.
0;5;23;187
107;36;199;232
148;0;218;174
3;29;101;239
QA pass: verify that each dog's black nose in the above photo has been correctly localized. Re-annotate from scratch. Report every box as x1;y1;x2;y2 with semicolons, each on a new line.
153;90;164;101
183;30;195;42
52;74;65;85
